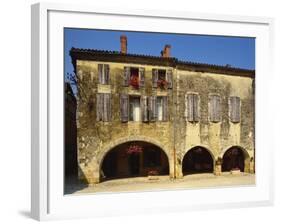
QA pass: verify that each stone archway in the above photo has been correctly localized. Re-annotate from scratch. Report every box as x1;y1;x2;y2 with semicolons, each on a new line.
182;146;214;175
100;141;170;182
221;146;250;172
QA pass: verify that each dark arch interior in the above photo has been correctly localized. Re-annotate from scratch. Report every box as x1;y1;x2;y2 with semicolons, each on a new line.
101;141;169;181
182;147;214;175
222;147;245;172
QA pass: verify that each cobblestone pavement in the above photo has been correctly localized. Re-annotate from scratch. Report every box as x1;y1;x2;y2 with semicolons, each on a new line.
65;172;255;195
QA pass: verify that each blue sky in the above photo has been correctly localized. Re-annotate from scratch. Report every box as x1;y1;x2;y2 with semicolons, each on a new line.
64;28;255;77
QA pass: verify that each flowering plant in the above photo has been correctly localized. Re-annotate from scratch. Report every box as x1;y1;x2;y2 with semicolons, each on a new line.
157;79;168;89
129;75;139;89
126;144;143;154
148;170;159;176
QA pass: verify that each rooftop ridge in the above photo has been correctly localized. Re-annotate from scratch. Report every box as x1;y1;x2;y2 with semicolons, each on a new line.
70;47;255;77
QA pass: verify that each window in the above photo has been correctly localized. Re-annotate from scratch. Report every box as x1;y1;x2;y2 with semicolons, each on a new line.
229;96;241;123
129;96;141;121
120;95;167;122
185;93;199;122
209;95;221;122
152;69;173;89
123;67;145;88
156;96;168;121
96;93;111;122
98;64;110;85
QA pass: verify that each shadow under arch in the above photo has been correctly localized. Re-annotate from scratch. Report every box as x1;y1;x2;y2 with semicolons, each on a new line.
221;145;250;172
99;138;170;182
182;146;214;175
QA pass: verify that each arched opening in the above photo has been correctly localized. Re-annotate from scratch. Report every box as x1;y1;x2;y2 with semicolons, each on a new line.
182;147;214;175
222;147;246;172
101;141;169;181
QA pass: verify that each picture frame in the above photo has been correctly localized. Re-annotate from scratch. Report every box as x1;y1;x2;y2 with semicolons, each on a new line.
31;2;274;221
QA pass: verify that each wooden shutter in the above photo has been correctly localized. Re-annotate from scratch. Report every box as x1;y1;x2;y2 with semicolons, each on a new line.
141;96;148;122
139;67;145;87
96;93;104;121
152;69;158;88
103;93;111;122
184;94;188;119
166;69;173;89
98;64;103;84
188;94;194;122
163;96;168;121
123;67;130;86
210;95;221;122
193;94;199;122
230;96;240;123
104;64;110;85
149;96;157;121
120;94;129;122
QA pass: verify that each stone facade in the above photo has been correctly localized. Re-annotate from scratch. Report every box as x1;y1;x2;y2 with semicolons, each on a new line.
70;45;255;184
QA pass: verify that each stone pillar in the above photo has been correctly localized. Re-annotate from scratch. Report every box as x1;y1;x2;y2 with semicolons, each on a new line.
244;157;251;173
250;157;255;174
79;158;100;185
175;156;183;179
214;157;222;176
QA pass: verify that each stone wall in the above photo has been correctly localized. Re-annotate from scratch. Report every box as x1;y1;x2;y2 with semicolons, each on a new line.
75;59;255;183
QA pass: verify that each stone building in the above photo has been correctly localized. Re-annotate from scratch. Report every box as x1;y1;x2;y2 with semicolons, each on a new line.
69;35;255;184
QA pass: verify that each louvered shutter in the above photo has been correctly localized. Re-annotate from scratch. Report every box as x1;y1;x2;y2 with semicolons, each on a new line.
139;67;145;88
184;94;188;119
166;69;173;89
103;94;111;122
152;69;158;88
120;94;129;122
123;67;130;86
188;94;194;122
96;93;104;121
104;64;110;85
193;94;199;122
163;96;168;121
98;64;103;84
210;95;221;122
230;96;240;123
141;96;148;122
149;96;157;121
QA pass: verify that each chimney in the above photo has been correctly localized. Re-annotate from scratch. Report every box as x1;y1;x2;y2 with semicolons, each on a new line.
120;35;127;54
162;44;171;58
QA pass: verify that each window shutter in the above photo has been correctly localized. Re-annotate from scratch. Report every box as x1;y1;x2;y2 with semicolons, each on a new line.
152;69;158;88
104;64;110;85
187;94;194;122
184;94;188;119
149;96;157;121
139;67;145;88
166;69;173;89
96;93;104;121
141;96;148;122
210;95;221;122
163;96;168;121
230;96;240;123
120;94;129;122
103;93;111;122
123;67;130;86
98;64;103;84
193;94;199;122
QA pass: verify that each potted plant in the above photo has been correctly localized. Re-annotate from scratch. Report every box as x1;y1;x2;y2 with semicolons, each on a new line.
157;79;168;89
129;75;139;89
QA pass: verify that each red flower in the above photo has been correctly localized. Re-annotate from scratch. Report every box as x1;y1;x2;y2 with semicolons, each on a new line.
157;79;168;89
130;75;139;89
148;170;159;176
126;144;143;154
